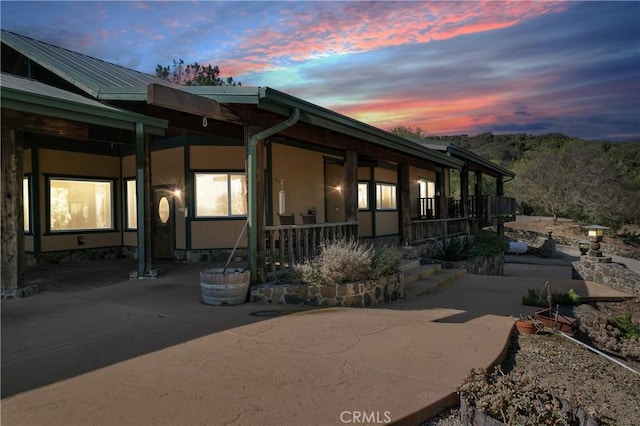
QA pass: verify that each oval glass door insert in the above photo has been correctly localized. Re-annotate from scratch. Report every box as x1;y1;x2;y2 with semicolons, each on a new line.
158;196;170;224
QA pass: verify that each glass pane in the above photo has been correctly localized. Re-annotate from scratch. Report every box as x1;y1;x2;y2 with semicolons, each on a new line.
376;183;396;210
229;174;247;215
127;180;137;229
195;173;229;217
158;196;170;223
358;183;368;209
50;179;112;231
23;177;30;232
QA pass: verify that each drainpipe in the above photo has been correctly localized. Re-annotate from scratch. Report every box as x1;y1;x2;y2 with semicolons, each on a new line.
247;108;300;282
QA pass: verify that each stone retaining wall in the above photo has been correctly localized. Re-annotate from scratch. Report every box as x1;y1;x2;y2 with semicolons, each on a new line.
442;254;504;276
572;256;639;296
250;272;404;307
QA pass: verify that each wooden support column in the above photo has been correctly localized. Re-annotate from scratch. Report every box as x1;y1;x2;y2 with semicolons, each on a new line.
435;168;447;219
344;150;358;223
1;116;25;292
136;123;153;278
496;176;505;237
245;126;264;280
398;162;411;245
460;166;469;217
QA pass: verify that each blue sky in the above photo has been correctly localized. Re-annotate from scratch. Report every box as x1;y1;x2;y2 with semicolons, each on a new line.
2;1;639;141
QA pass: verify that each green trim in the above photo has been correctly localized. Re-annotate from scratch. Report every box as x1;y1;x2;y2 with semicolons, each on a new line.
266;143;274;225
184;145;192;251
32;148;41;253
2;87;167;135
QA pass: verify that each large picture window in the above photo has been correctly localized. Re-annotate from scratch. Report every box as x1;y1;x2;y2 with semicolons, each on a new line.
49;178;113;231
23;176;30;233
376;183;397;210
358;182;369;210
195;172;246;217
126;179;137;229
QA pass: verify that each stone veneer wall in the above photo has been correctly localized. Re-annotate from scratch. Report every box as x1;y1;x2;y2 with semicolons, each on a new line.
572;256;639;296
250;272;405;307
441;254;504;276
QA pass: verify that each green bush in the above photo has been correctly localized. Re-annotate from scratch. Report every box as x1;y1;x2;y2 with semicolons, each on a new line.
470;231;510;257
612;313;640;339
370;246;402;279
434;236;472;261
521;288;580;307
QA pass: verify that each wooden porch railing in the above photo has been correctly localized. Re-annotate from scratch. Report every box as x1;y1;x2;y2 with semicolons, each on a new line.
260;221;358;281
468;195;516;220
410;218;470;244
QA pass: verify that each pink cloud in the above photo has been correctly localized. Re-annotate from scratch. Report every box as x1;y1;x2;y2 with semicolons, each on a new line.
230;1;568;74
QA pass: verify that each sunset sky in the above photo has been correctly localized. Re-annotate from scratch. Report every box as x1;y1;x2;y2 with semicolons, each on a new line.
2;1;639;141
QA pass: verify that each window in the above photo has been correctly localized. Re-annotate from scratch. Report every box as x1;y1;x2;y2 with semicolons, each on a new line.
376;183;397;210
23;177;30;233
126;179;137;229
49;178;113;231
195;172;246;217
358;182;369;209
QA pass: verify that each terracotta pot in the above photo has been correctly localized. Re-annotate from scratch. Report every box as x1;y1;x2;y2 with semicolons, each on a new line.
515;320;538;334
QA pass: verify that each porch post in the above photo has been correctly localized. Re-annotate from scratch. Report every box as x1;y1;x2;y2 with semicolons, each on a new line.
135;123;153;278
398;162;411;245
460;166;469;217
343;150;358;224
475;171;483;219
1;115;25;293
435;167;448;219
496;176;504;237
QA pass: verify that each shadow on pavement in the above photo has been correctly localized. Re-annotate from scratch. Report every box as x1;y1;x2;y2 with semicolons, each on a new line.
2;260;314;398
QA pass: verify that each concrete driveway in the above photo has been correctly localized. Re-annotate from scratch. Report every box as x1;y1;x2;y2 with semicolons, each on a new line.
1;255;631;426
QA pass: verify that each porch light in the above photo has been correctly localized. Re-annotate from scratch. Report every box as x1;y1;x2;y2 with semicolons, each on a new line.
335;185;342;192
586;224;608;242
173;188;182;198
585;224;609;257
278;180;286;215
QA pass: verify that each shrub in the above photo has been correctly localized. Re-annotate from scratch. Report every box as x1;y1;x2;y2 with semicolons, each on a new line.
458;367;573;425
290;239;402;285
521;288;580;307
370;246;402;279
470;231;510;257
434;236;472;261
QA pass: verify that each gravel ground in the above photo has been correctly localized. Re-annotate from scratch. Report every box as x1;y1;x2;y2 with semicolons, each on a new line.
424;300;640;426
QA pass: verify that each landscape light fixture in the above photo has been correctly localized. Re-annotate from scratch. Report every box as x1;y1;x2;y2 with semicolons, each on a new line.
585;224;609;257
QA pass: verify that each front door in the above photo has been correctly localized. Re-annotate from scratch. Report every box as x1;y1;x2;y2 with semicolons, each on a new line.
153;187;174;259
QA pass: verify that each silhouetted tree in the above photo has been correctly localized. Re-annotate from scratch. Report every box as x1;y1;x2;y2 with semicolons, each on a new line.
155;59;240;86
389;125;428;139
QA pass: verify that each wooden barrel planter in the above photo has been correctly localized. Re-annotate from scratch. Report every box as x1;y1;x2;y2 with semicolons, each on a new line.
200;268;251;306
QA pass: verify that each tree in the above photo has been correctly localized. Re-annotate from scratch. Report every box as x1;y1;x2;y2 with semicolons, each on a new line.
155;59;240;86
511;141;638;227
389;125;428;140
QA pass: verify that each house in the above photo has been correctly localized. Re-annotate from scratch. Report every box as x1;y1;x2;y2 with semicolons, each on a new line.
1;29;516;293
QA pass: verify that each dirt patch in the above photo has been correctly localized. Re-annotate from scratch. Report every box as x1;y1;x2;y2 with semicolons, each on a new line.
425;300;640;426
507;216;640;248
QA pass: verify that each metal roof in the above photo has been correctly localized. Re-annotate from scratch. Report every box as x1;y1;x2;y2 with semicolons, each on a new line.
1;73;167;135
1;29;179;98
419;140;515;178
182;86;464;169
1;29;462;168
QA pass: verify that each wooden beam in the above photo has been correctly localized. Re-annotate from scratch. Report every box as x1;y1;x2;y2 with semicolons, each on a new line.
1;115;25;292
344;150;358;223
147;83;226;121
398;162;411;244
